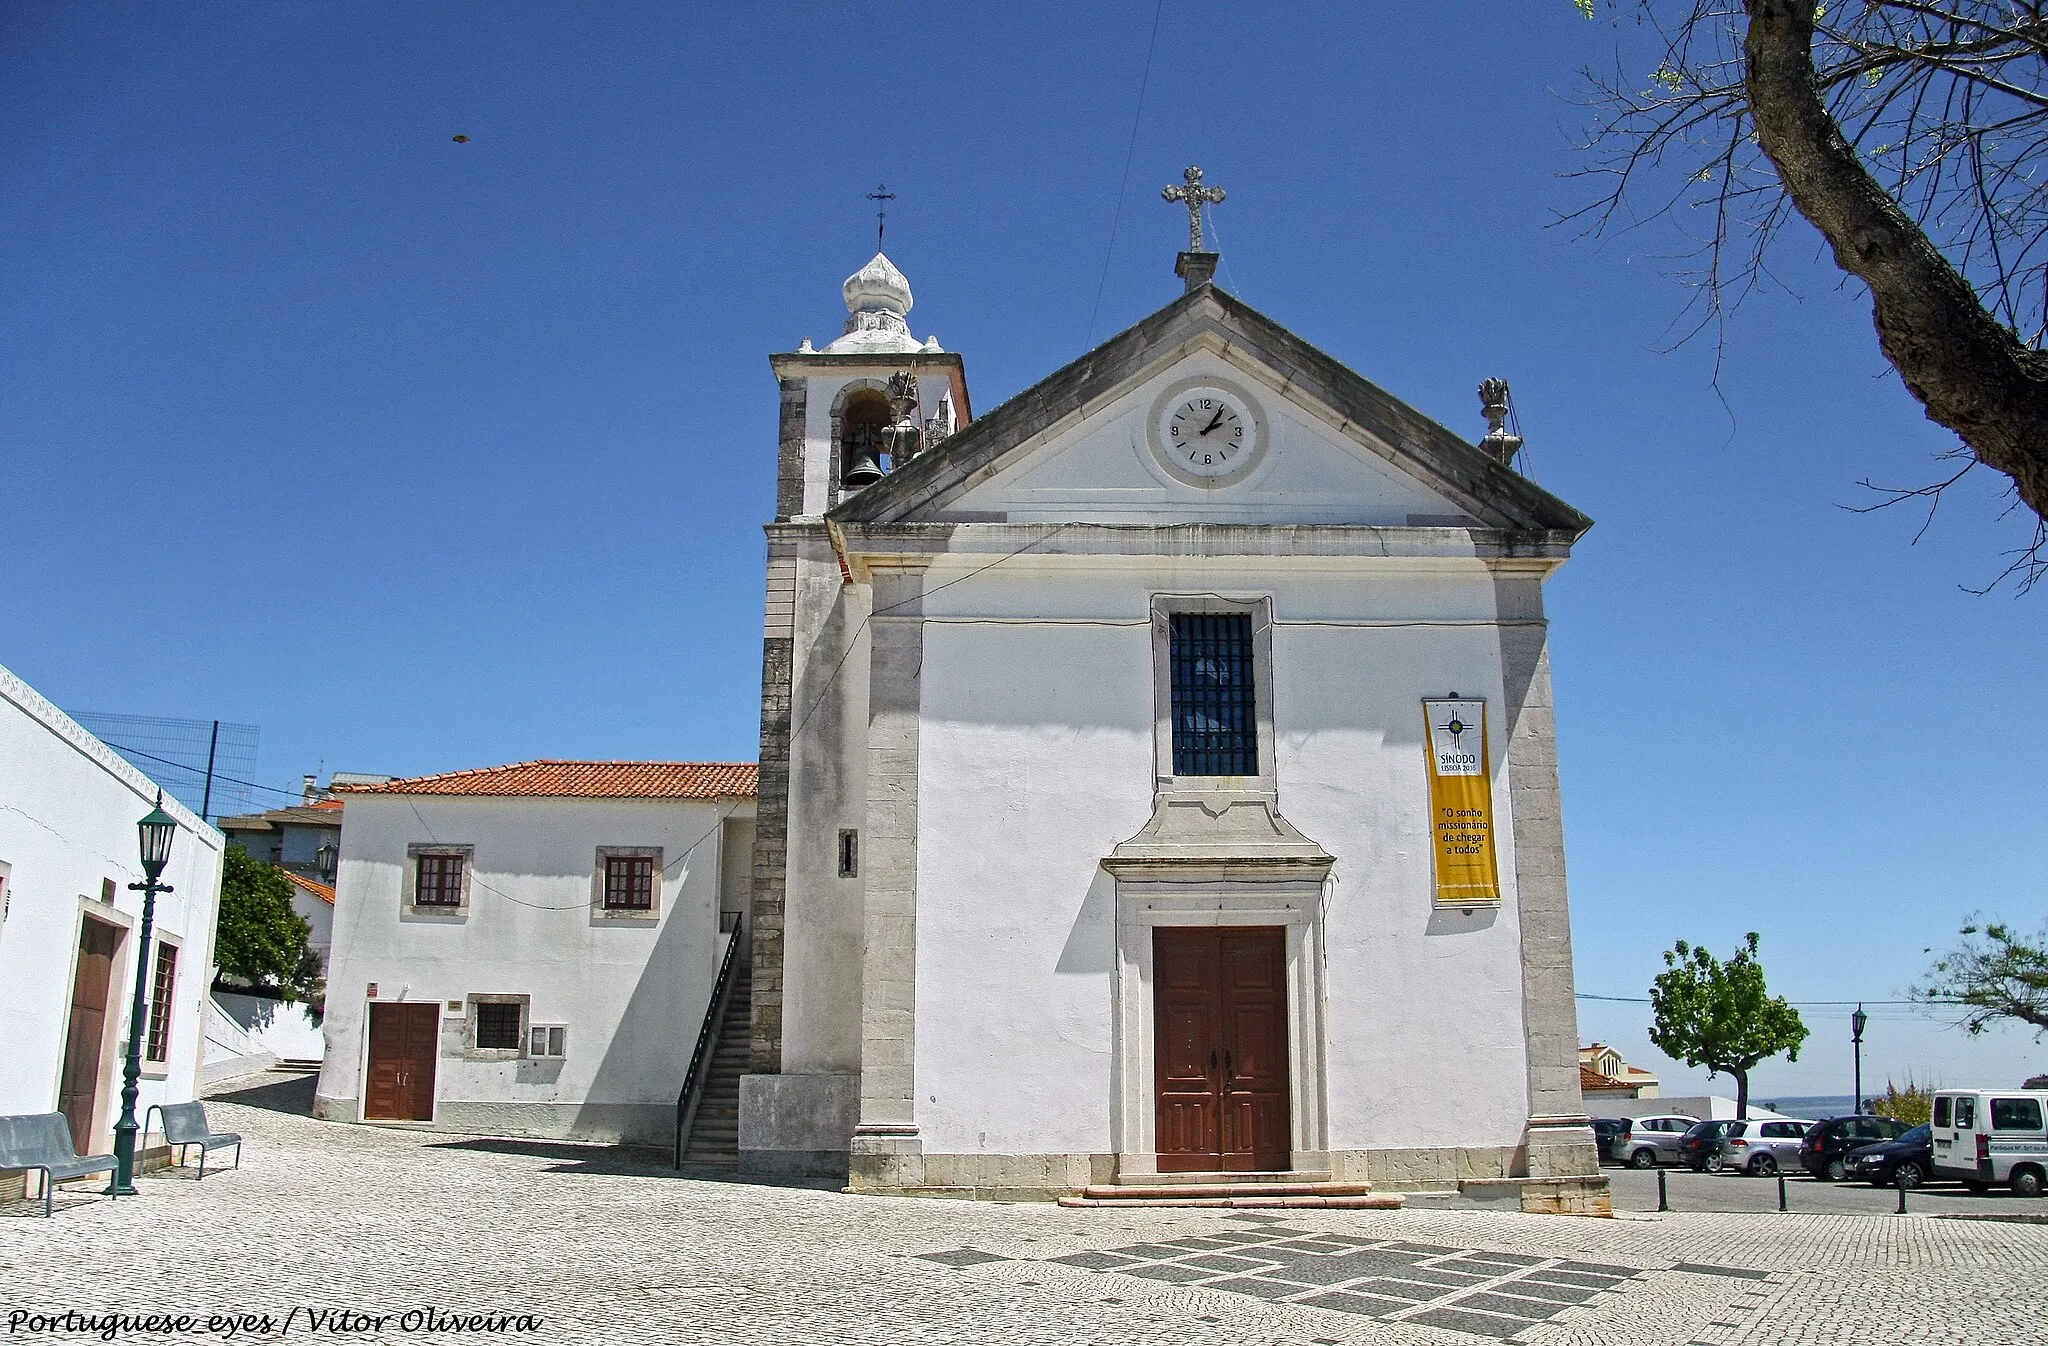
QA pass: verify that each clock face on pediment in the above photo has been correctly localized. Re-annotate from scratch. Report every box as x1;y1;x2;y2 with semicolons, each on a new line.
1147;377;1267;487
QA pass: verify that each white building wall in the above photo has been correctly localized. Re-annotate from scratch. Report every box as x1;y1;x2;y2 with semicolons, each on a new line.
909;556;1532;1159
0;664;225;1154
315;793;748;1145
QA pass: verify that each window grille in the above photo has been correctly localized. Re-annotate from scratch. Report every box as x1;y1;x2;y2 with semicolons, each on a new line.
415;853;464;906
604;855;654;909
1169;613;1257;776
145;942;178;1062
475;1001;521;1051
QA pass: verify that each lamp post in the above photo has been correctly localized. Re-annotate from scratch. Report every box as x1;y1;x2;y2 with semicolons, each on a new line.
1851;1004;1869;1117
109;793;178;1195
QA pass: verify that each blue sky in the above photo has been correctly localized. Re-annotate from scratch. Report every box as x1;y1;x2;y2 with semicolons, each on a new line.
4;1;2042;1100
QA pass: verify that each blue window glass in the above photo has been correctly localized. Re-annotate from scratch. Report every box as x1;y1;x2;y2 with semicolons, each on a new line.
1170;613;1257;776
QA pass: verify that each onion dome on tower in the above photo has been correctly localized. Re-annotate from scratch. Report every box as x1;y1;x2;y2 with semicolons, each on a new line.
824;253;940;355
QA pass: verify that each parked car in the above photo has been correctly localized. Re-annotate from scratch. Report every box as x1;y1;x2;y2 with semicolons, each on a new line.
1718;1117;1818;1176
1846;1123;1934;1188
1591;1117;1628;1162
1614;1114;1701;1169
1679;1119;1743;1171
1930;1089;2048;1196
1802;1116;1914;1181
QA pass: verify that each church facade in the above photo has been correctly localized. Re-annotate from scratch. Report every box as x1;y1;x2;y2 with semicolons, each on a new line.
739;238;1606;1213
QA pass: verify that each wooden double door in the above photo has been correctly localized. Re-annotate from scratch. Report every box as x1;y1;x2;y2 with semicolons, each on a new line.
1153;926;1291;1172
364;1002;438;1121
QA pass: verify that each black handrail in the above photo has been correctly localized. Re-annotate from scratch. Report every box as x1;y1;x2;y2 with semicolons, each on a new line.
675;914;744;1168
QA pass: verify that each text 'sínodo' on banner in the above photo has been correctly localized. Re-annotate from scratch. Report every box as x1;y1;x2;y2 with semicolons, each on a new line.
1423;698;1500;905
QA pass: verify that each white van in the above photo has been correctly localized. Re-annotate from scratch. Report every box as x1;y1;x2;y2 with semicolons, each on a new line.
1930;1089;2048;1196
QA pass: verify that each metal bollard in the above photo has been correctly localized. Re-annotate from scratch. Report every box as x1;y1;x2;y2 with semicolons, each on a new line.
1896;1174;1909;1214
1657;1168;1669;1212
1778;1173;1788;1212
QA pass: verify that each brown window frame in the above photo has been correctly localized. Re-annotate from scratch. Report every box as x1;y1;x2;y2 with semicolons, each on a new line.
603;855;655;911
145;941;178;1063
415;853;466;907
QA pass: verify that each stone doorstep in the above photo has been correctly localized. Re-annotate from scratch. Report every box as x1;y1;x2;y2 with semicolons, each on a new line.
1086;1180;1371;1200
1058;1193;1406;1209
1114;1169;1335;1186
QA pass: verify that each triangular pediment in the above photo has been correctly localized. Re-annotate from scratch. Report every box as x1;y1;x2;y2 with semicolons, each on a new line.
828;286;1589;538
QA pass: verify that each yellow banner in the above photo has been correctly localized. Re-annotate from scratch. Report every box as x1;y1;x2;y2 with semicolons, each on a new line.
1423;698;1500;905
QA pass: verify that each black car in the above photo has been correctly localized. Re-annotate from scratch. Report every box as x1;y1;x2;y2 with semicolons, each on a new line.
1844;1123;1934;1188
1591;1117;1628;1162
1678;1119;1741;1171
1801;1115;1913;1180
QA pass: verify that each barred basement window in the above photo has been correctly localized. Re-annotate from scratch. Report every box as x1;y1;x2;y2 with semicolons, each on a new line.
1169;613;1257;776
415;853;465;906
145;942;178;1063
475;1000;522;1051
604;855;654;910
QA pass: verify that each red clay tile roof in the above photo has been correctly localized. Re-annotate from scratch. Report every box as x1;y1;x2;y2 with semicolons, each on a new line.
334;760;757;800
1581;1064;1630;1092
281;870;336;906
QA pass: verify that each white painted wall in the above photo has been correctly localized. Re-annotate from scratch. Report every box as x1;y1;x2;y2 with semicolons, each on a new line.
290;881;334;960
950;349;1470;526
211;991;325;1064
909;555;1534;1157
0;663;225;1151
316;793;751;1144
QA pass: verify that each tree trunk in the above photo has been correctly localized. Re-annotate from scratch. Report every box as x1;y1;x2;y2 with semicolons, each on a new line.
1732;1066;1749;1120
1742;0;2048;522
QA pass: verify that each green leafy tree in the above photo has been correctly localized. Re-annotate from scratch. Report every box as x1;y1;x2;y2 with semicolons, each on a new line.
1648;932;1808;1117
1916;921;2048;1036
215;846;322;1003
1872;1076;1933;1127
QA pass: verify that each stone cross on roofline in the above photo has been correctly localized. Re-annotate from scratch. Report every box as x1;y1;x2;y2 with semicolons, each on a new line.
1162;164;1226;252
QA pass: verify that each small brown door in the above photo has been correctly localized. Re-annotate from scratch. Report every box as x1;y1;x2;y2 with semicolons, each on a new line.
364;1002;438;1121
59;918;121;1152
1154;926;1291;1172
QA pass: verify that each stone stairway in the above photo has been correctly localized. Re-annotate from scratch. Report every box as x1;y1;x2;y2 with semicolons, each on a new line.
1059;1173;1403;1209
680;965;751;1166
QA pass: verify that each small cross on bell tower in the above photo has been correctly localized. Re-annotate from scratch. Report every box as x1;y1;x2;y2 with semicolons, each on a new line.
1162;164;1226;293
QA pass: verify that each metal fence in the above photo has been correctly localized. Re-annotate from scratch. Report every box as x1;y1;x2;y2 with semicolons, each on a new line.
67;711;263;822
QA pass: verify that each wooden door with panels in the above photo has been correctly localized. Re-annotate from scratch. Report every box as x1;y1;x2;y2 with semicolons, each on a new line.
364;1002;438;1121
58;917;121;1152
1153;926;1291;1172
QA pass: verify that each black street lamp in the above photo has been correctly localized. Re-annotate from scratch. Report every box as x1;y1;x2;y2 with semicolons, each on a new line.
109;793;177;1196
1851;1004;1869;1117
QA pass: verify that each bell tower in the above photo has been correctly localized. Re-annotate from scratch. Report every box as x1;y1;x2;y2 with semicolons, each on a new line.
741;252;970;1179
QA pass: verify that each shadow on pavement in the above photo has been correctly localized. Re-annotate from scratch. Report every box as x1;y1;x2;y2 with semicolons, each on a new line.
206;1072;317;1115
428;1136;840;1189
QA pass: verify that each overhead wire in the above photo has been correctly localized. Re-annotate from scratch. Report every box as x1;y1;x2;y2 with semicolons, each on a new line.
1084;0;1168;349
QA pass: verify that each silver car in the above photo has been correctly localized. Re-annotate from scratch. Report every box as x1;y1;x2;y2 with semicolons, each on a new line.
1614;1114;1701;1169
1718;1118;1816;1176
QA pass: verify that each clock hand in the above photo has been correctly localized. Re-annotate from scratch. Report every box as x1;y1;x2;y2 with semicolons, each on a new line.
1199;408;1225;435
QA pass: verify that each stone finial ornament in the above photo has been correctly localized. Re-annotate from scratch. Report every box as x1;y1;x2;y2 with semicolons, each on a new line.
1477;378;1524;467
827;253;923;354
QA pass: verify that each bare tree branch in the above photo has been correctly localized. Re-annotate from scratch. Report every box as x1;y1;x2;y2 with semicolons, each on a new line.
1569;1;2048;585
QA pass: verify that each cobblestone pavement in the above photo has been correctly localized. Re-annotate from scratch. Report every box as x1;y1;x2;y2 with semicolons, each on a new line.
1;1073;2040;1346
